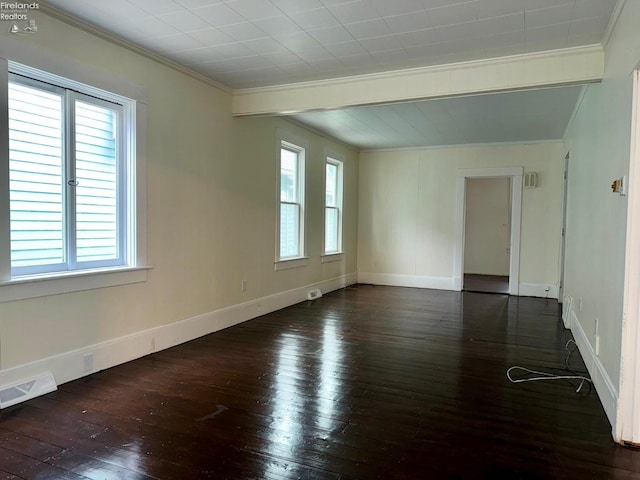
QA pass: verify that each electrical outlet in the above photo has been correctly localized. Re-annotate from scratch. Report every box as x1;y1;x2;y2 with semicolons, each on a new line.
241;280;247;292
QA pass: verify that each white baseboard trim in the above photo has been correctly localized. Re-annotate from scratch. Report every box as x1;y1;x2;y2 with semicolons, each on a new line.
0;273;357;401
358;272;454;290
571;311;618;432
518;283;559;299
357;273;558;299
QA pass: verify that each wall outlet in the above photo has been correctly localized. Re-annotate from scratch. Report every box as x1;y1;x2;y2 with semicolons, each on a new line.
83;353;94;373
241;280;247;292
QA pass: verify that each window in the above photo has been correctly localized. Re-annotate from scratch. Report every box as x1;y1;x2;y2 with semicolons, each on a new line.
324;157;343;255
278;140;305;262
0;60;143;299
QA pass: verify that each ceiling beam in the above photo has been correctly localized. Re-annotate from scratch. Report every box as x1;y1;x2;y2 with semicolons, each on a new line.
232;45;604;116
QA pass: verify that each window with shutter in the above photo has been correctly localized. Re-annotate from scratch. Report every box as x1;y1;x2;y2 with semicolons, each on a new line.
7;69;131;277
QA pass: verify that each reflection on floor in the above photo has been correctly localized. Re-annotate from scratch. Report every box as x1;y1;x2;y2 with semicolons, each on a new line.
1;285;635;478
464;273;509;294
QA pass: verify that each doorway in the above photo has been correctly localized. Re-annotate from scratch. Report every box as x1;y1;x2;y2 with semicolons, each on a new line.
454;167;523;295
463;177;511;294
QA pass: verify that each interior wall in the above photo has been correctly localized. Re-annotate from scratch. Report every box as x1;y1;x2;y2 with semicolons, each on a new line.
0;13;358;378
464;177;511;276
562;0;640;431
358;143;564;296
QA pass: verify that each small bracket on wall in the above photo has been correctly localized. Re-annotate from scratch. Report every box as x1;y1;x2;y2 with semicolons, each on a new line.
523;172;538;188
612;176;627;196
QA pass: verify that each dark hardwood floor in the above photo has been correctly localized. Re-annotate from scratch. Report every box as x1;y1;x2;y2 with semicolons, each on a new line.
464;274;510;294
2;285;640;479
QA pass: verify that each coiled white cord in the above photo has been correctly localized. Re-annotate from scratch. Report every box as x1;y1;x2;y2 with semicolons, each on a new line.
506;340;592;393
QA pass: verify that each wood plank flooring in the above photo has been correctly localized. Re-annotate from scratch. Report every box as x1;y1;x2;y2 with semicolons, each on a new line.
464;274;510;294
2;285;640;479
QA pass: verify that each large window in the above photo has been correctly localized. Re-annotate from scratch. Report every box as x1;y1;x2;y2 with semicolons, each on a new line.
278;141;305;262
324;157;343;255
2;63;138;285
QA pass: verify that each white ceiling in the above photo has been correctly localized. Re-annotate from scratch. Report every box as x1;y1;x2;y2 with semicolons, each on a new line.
291;86;585;149
41;0;618;149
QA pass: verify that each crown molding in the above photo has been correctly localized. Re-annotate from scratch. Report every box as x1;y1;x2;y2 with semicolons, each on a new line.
602;0;626;48
235;45;603;96
232;45;604;116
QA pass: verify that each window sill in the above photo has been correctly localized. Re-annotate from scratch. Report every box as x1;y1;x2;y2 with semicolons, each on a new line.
321;253;344;263
274;257;308;271
0;266;151;303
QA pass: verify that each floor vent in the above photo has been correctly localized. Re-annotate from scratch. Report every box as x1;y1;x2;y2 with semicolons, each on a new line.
307;288;322;300
0;372;57;409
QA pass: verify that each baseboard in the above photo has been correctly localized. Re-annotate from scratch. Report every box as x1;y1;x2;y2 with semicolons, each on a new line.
518;283;559;299
562;295;573;329
357;274;558;299
357;272;454;290
571;311;618;431
0;273;357;400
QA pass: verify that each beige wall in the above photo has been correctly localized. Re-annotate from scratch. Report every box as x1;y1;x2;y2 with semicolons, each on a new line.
358;143;564;293
464;177;511;276
0;14;358;376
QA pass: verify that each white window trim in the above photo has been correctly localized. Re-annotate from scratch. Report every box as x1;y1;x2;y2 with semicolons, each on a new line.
323;150;345;256
275;128;308;267
0;53;148;302
274;257;309;271
0;266;150;303
321;253;344;263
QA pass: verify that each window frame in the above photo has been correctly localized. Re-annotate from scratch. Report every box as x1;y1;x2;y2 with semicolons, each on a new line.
322;153;344;261
275;130;308;270
0;55;148;302
8;74;129;275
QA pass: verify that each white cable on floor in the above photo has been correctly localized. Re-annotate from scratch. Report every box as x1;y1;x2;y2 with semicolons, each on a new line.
506;339;592;393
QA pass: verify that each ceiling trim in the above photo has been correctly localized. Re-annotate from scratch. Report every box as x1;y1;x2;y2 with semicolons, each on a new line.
283;117;359;154
602;0;627;48
39;2;232;94
563;85;589;141
360;139;564;154
232;45;604;116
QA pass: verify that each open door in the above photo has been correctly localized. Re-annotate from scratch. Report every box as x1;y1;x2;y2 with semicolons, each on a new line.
463;177;511;294
454;167;523;295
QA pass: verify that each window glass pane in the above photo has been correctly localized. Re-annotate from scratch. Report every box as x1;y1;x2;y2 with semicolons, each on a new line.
326;162;337;207
8;82;64;268
280;148;297;202
280;203;299;258
75;100;119;263
325;207;338;253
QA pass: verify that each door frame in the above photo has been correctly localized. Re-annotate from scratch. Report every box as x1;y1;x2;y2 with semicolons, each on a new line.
454;167;523;295
618;68;640;445
559;152;570;309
